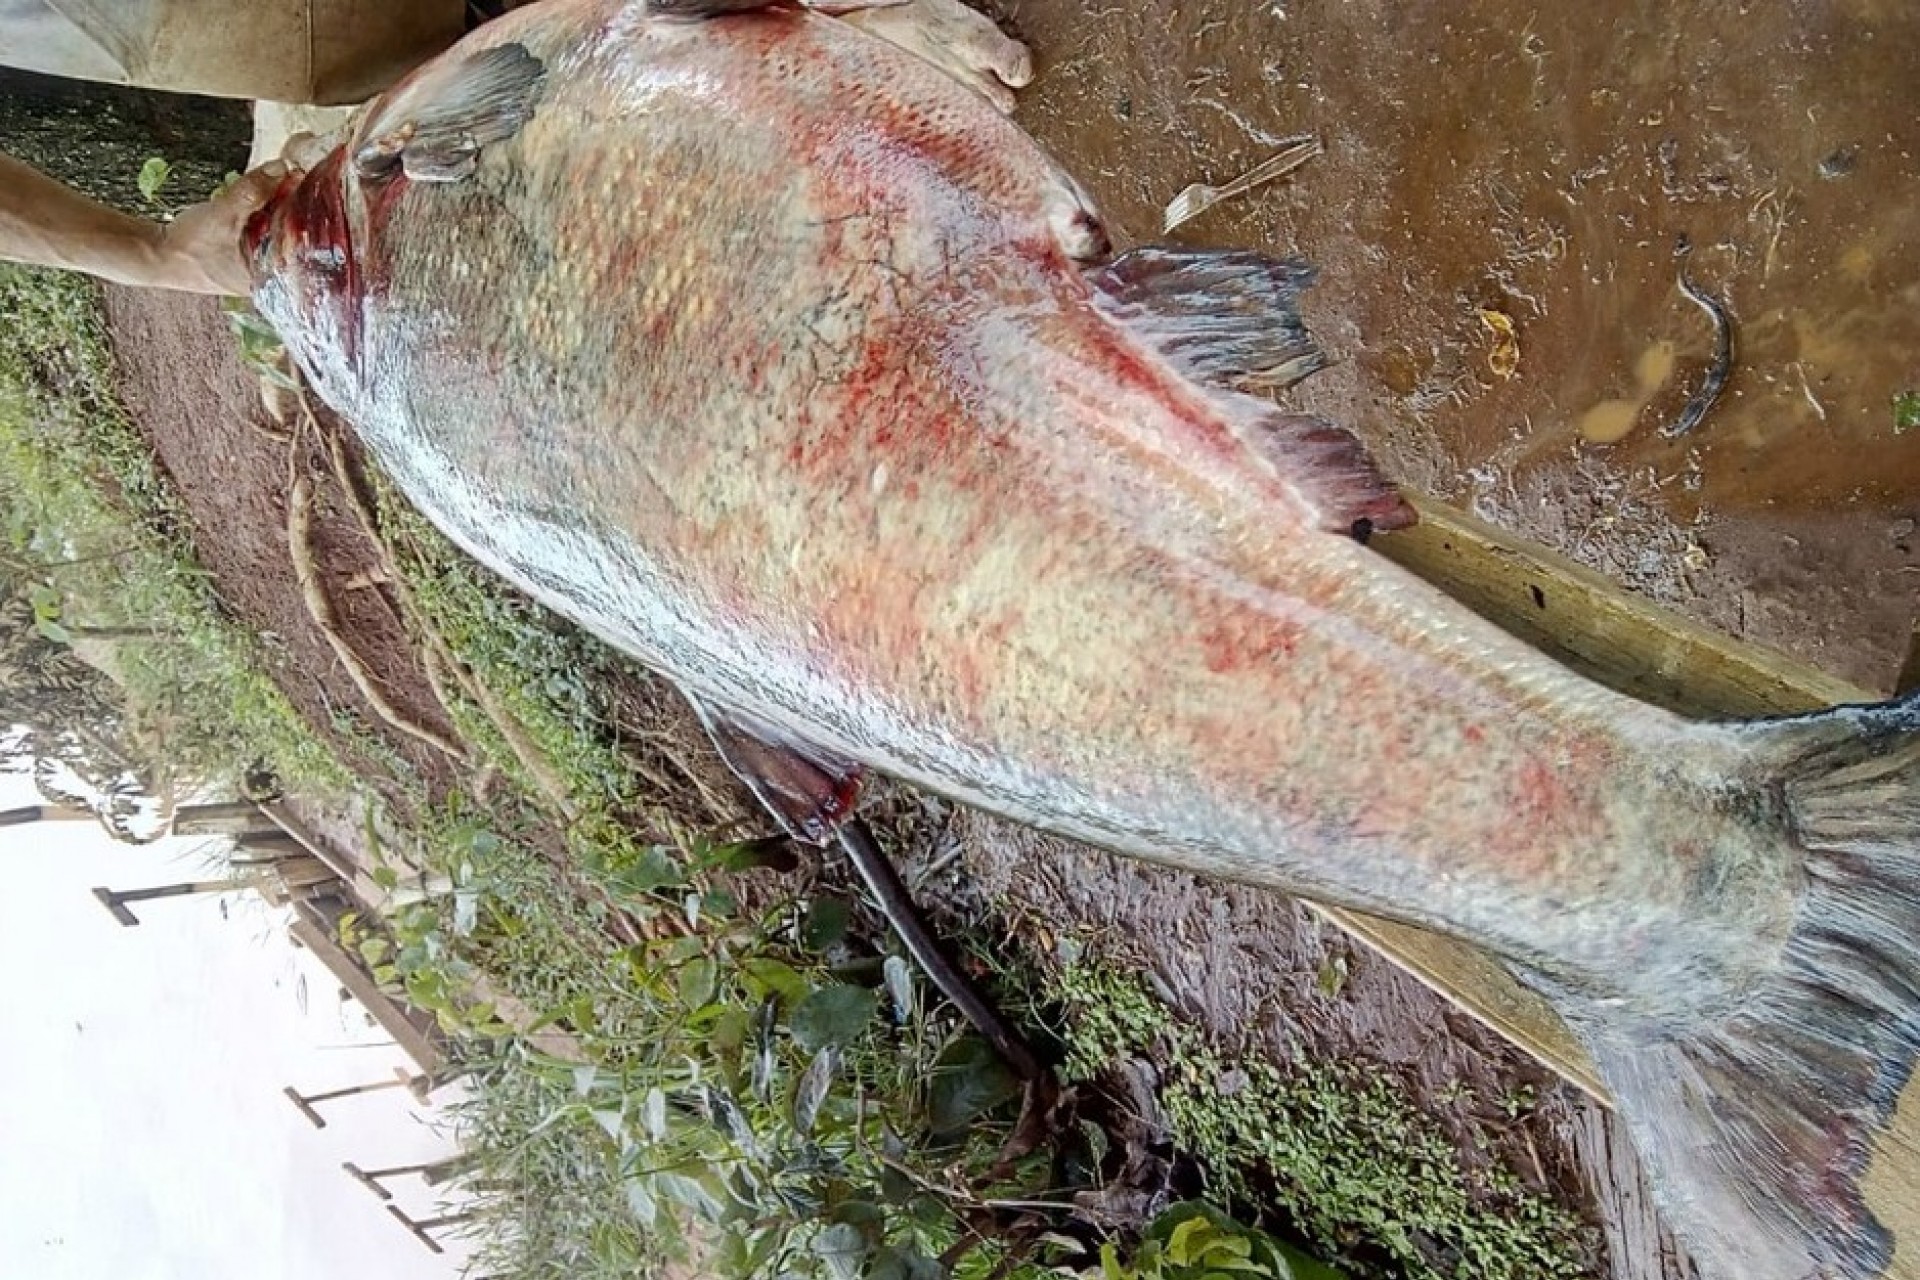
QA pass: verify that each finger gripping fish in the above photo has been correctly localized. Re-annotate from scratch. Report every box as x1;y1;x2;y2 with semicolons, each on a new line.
246;4;1920;1276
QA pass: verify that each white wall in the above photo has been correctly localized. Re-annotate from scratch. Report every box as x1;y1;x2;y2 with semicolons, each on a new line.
0;775;479;1280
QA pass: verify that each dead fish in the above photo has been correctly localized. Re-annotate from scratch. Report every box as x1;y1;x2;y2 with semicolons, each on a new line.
245;3;1920;1276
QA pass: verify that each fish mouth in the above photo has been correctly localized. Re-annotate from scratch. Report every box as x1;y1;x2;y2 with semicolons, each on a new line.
243;150;357;293
242;147;366;382
242;167;308;285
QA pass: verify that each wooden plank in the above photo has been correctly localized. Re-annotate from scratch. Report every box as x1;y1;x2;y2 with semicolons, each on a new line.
289;916;447;1075
1310;494;1916;1273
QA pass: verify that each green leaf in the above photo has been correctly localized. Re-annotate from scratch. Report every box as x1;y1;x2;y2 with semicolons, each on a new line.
883;955;915;1025
751;996;778;1103
927;1035;1020;1134
741;957;810;1007
642;1086;669;1141
801;896;852;951
452;889;479;937
791;984;877;1052
656;1171;726;1221
592;1108;625;1142
709;1005;751;1059
1270;1241;1343;1280
791;1045;839;1135
828;1198;885;1229
1166;1216;1211;1267
811;1222;867;1280
136;156;171;203
625;1177;658;1229
678;956;718;1010
703;1085;759;1158
33;616;71;644
608;845;683;896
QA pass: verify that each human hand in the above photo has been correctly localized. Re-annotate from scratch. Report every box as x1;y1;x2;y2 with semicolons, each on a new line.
151;161;291;295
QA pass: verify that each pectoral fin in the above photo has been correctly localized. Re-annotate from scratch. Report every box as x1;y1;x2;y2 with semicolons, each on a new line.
684;692;1046;1084
352;43;547;184
687;698;865;844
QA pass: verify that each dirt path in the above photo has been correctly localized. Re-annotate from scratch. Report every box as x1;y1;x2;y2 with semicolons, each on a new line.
102;287;464;813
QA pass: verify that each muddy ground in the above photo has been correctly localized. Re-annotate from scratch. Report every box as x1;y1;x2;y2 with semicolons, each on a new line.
91;2;1917;1278
1003;0;1918;691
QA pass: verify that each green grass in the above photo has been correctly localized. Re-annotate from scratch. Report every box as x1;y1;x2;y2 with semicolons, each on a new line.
1052;961;1593;1280
359;793;1046;1280
0;263;346;792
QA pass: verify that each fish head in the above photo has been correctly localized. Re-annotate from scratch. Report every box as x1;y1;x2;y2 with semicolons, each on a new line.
244;145;366;399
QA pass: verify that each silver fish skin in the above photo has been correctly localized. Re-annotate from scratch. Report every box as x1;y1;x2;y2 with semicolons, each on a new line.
247;4;1920;1278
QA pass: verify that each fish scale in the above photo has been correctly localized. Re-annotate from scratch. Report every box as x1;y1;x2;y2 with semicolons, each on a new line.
248;3;1920;1277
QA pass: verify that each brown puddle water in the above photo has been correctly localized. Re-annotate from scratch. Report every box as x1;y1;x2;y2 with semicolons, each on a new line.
1001;0;1920;690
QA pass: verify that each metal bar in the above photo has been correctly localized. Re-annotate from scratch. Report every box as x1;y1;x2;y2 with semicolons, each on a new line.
384;1205;446;1255
92;879;251;926
342;1161;394;1201
91;886;142;927
284;1085;329;1129
285;1072;419;1128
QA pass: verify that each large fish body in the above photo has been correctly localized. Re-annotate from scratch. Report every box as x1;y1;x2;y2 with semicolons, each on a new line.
247;3;1920;1277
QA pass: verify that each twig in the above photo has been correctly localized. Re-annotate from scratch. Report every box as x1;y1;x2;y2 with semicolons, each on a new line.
1163;134;1321;233
284;436;466;763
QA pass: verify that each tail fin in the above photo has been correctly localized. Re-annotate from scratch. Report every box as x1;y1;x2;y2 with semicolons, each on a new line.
1584;690;1920;1280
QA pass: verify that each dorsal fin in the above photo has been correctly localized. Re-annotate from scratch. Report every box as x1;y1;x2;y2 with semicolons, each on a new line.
1090;247;1326;389
643;0;905;18
353;42;547;185
1091;246;1414;537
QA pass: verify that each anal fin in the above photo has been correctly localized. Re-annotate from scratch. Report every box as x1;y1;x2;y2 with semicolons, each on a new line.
687;698;865;845
1092;246;1415;537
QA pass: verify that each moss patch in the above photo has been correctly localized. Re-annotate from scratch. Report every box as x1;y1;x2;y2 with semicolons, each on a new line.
1055;961;1592;1280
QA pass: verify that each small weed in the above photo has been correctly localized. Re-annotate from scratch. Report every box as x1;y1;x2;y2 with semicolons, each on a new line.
0;264;345;793
136;156;173;205
1054;960;1592;1280
1893;389;1920;436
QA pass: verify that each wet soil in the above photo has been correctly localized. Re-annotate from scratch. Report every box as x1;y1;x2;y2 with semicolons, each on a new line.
1001;0;1919;691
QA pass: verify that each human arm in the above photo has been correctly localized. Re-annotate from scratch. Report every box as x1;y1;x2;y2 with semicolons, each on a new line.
0;152;285;295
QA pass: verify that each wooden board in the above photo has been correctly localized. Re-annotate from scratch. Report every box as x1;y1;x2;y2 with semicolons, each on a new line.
1316;495;1915;1272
